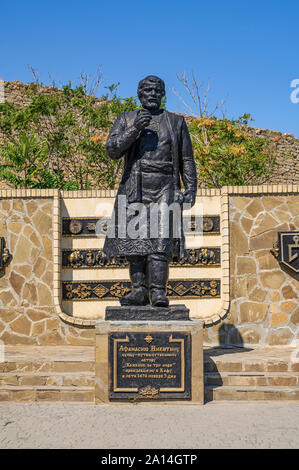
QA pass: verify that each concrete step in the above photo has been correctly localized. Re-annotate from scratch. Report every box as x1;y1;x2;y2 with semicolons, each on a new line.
0;346;96;402
0;372;95;401
0;360;95;401
205;385;299;402
0;385;94;402
0;346;297;403
205;371;299;387
204;346;299;373
204;357;298;373
0;361;95;374
204;347;299;402
0;372;95;387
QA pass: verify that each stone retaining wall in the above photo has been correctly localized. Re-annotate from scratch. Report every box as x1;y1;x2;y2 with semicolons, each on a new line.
0;186;298;348
203;190;299;347
245;127;299;185
0;192;95;346
1;80;299;186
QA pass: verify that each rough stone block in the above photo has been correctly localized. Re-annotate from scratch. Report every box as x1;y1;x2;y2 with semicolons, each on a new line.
247;390;266;400
52;362;95;373
246;199;263;218
271;312;288;327
12;390;36;402
0;376;19;386
60;390;94;402
19;376;47;386
236;257;256;275
0;390;11;401
259;271;286;289
282;285;297;300
36;390;61;401
243;361;265;372
267;328;294;346
216;361;242;372
267;361;288;372
268;376;297;386
240;302;268;322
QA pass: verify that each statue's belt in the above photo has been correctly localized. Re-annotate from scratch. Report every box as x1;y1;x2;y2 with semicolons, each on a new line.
139;159;173;175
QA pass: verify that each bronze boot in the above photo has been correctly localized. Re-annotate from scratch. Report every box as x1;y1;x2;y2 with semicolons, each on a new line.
148;254;169;307
120;256;149;306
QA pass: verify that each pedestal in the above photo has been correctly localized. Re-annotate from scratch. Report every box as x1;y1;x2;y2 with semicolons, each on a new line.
105;305;190;321
95;306;204;404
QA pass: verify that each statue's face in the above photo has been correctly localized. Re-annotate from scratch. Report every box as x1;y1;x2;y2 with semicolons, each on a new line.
139;81;164;111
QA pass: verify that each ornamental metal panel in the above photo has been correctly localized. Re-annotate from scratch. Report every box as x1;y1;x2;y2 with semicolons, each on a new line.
278;232;299;274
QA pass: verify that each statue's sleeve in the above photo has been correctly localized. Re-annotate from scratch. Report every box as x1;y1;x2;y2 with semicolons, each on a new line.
106;112;139;160
179;118;197;193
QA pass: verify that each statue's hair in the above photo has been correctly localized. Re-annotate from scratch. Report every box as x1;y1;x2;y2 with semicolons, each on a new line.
137;75;165;98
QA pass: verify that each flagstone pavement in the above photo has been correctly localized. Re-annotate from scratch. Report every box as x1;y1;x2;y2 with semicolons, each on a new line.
0;402;298;449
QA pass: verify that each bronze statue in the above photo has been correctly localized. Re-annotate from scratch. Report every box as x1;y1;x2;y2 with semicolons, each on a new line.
103;75;197;307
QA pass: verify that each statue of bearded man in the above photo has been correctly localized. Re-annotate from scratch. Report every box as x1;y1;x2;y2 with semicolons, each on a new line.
103;75;197;308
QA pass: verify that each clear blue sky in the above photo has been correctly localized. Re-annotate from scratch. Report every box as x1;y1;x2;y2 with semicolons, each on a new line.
1;0;299;136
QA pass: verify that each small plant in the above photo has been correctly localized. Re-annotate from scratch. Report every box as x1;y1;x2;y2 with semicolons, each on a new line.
0;69;139;189
189;114;277;187
0;133;48;188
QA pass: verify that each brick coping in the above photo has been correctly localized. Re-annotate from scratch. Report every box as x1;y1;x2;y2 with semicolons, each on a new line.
1;186;298;329
0;184;298;198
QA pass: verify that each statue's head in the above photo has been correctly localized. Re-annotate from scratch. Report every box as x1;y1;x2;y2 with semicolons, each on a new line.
137;75;165;111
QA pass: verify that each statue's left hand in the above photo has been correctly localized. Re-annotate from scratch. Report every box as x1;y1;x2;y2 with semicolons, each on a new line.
183;190;196;206
174;190;184;205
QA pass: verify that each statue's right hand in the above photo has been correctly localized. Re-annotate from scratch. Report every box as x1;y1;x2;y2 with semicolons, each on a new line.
133;109;152;131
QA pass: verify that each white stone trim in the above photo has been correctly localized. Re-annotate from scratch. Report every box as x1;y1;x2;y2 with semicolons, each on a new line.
203;190;230;326
52;191;97;326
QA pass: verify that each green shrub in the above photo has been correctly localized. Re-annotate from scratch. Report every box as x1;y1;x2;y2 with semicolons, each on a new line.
188;114;277;187
0;82;138;189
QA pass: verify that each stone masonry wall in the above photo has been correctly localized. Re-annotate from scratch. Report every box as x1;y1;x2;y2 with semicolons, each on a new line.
204;194;299;347
245;127;299;185
0;197;94;346
0;190;298;348
1;80;299;186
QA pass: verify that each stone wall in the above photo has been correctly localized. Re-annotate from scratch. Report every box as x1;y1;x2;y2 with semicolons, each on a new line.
1;80;299;186
0;187;298;349
0;192;94;346
3;80;104;111
204;191;299;347
245;127;299;185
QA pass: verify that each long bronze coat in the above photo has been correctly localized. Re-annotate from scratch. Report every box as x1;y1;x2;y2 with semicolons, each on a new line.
103;109;197;260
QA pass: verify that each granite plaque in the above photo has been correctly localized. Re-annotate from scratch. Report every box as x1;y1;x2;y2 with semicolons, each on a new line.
109;332;191;400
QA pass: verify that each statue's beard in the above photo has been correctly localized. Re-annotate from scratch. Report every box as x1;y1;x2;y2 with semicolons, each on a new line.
140;98;161;111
